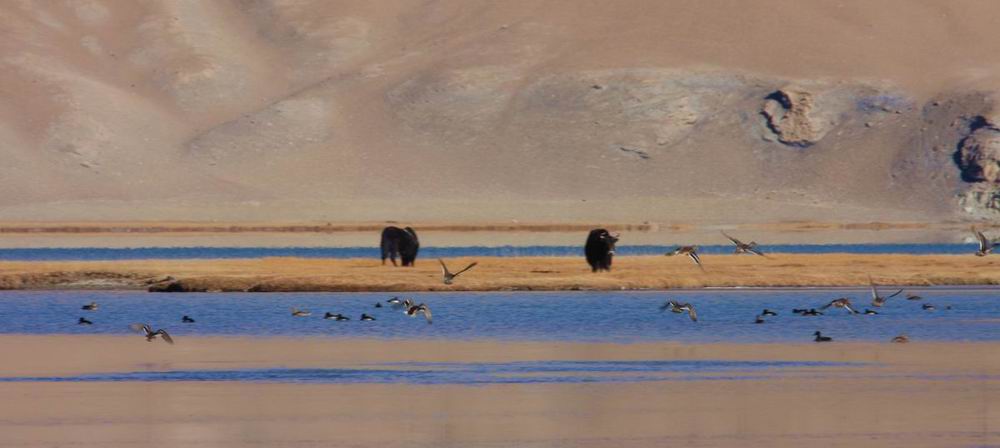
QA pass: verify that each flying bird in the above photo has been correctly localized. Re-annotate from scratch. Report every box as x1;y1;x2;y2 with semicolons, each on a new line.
973;227;995;256
869;277;903;308
820;297;860;314
665;246;703;270
129;323;174;344
406;303;433;324
291;308;312;317
659;300;698;322
439;259;478;285
721;232;768;257
81;302;98;311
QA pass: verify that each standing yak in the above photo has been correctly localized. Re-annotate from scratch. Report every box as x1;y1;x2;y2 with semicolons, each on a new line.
380;226;420;266
584;229;619;272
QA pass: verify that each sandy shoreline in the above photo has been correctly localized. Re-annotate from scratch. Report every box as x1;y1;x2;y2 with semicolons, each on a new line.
1;254;999;291
0;336;997;447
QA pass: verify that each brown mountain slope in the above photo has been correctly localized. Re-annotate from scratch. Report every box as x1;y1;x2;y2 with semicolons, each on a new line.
2;0;1000;223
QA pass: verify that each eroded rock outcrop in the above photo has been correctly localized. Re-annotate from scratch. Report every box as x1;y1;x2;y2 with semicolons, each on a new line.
956;115;1000;183
761;87;828;147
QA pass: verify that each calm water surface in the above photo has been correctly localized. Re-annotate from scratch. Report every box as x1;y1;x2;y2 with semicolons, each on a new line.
0;289;996;343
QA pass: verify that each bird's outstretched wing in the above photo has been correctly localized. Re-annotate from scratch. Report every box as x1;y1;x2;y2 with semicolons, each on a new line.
452;262;478;277
974;228;991;252
721;231;742;246
688;252;704;269
129;323;151;335
819;301;833;310
156;330;174;345
422;306;433;324
687;306;698;322
886;288;904;299
438;259;451;276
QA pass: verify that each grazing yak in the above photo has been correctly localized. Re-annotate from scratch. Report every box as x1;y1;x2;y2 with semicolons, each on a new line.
584;228;619;272
380;226;420;266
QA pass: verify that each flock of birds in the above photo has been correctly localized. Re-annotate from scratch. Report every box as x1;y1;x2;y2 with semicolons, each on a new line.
71;228;994;345
650;228;991;343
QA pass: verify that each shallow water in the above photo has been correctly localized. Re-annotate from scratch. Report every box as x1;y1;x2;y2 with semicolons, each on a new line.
0;289;997;343
0;243;982;260
0;360;856;385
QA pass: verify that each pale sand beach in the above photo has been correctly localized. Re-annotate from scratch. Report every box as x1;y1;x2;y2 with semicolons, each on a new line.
0;336;997;447
2;254;999;291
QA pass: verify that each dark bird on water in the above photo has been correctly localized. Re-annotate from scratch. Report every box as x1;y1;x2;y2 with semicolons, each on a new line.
922;304;936;311
863;309;879;315
761;309;778;316
361;314;376;321
795;309;823;316
820;298;859;314
129;323;174;344
82;302;98;311
813;331;832;342
78;317;92;325
439;259;478;285
324;312;350;321
660;300;698;322
665;246;703;270
905;294;923;301
374;302;383;308
182;315;195;323
891;335;910;343
721;232;768;257
754;315;765;324
973;227;995;257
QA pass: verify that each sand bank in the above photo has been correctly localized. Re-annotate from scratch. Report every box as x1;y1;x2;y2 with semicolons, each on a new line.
1;254;999;291
0;336;997;447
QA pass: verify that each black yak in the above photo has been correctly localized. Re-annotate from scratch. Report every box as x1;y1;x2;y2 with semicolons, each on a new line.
380;226;420;266
584;228;619;272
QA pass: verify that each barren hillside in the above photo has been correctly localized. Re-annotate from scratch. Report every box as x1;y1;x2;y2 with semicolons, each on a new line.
3;0;1000;224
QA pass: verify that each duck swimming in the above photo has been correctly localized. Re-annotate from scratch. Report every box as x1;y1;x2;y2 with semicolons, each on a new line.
81;302;98;311
863;309;879;315
754;315;765;324
813;331;832;342
891;335;910;343
182;315;195;323
800;309;823;316
78;317;93;325
291;308;312;317
324;312;350;321
761;309;778;316
360;314;376;321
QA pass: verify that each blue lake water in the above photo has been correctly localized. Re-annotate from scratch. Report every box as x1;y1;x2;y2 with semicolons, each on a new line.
0;289;996;343
0;243;982;261
0;360;859;385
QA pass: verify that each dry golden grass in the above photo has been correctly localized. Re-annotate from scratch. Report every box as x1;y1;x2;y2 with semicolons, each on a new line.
2;254;999;291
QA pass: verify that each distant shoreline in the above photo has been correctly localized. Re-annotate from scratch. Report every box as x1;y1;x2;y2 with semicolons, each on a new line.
1;254;996;292
0;220;981;235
